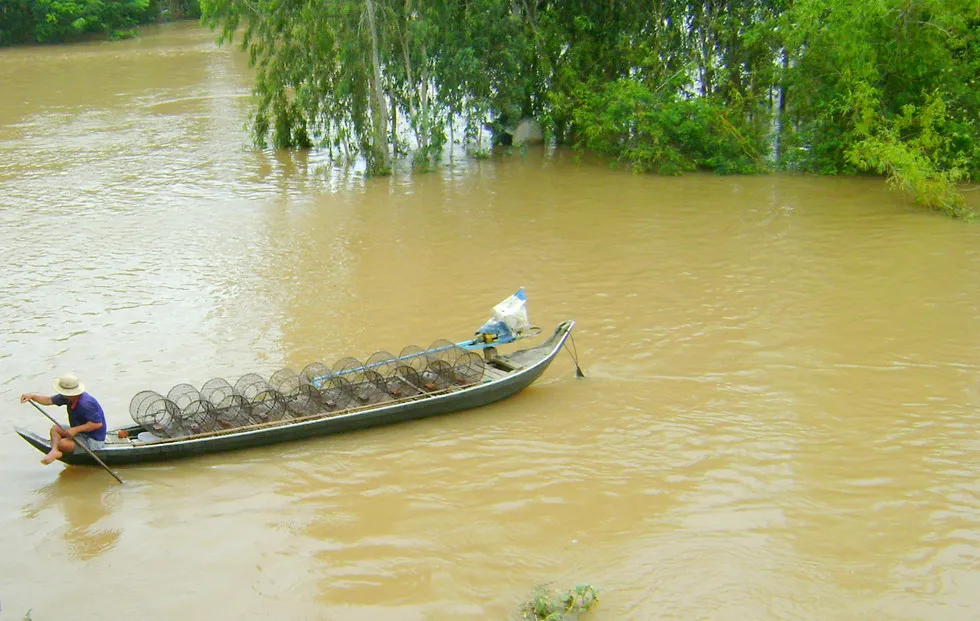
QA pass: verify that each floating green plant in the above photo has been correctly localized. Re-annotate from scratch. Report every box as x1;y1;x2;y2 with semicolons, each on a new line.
519;584;599;621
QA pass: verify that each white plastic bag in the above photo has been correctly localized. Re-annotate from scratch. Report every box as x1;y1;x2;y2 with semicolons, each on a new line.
491;287;531;333
474;287;532;342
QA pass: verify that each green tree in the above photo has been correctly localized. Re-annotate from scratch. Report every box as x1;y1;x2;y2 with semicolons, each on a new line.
201;0;399;174
195;0;976;217
780;0;978;216
539;0;778;173
0;0;200;45
29;0;150;42
0;0;34;44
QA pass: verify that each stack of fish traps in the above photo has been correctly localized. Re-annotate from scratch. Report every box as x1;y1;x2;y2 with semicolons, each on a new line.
129;339;487;438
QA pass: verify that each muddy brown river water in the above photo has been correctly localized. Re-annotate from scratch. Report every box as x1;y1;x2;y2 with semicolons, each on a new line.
1;21;979;621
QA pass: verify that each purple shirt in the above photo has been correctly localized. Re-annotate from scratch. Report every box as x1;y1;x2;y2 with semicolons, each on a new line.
52;392;107;441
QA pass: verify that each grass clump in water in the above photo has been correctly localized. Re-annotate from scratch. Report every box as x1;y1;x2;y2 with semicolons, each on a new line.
519;584;599;620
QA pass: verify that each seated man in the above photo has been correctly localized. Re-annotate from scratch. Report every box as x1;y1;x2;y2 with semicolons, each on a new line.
20;374;107;465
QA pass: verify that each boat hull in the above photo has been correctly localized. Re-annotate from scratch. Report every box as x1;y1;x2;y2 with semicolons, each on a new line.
16;321;574;466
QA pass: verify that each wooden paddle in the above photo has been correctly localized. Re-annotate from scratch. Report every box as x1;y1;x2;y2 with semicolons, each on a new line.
27;400;123;484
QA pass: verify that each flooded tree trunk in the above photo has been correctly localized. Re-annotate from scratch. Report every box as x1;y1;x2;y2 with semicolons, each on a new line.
365;0;391;174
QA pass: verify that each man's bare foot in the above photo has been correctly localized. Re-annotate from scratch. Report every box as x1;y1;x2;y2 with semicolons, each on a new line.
41;450;62;465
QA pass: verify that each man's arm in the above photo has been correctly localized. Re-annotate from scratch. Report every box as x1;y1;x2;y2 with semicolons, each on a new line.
64;420;103;437
20;393;54;405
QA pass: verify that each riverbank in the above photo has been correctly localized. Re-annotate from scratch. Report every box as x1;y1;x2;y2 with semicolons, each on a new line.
0;1;199;46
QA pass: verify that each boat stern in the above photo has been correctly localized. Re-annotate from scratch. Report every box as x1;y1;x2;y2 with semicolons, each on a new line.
14;426;94;466
15;426;51;455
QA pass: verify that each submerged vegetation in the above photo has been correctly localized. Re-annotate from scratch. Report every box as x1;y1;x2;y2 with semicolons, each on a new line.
519;584;600;621
193;0;978;218
2;0;977;218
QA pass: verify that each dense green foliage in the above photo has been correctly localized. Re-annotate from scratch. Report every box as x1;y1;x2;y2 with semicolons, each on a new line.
3;0;976;217
201;0;392;173
782;0;978;217
0;0;199;45
195;0;978;217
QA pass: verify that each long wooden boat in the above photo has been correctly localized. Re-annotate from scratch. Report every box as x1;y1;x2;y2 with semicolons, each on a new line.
16;319;576;466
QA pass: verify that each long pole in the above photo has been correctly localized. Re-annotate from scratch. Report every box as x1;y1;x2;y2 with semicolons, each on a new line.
27;400;123;484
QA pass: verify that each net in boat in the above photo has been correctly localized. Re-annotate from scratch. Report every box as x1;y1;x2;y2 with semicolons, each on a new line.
398;345;427;373
331;357;388;405
365;351;399;377
269;368;321;417
129;341;487;439
302;362;354;411
384;365;424;398
129;390;181;437
123;291;543;439
332;357;366;385
317;375;354;411
234;373;289;423
201;378;252;429
421;359;455;391
300;362;331;387
166;384;219;435
352;369;390;405
453;352;486;386
426;339;466;365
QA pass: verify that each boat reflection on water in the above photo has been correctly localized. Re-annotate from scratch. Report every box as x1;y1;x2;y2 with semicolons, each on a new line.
22;468;122;561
